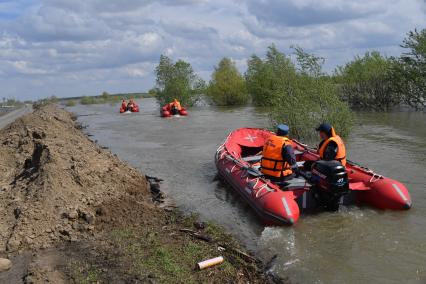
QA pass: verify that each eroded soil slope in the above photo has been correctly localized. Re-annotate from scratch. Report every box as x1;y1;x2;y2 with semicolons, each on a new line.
0;105;153;252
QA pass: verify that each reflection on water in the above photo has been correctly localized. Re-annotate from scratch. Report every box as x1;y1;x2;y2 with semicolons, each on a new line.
71;98;426;284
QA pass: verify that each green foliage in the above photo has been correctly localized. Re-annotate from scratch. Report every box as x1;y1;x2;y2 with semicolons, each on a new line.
1;97;24;107
393;29;426;110
270;73;353;139
207;57;248;106
292;45;325;77
248;45;352;139
80;96;97;105
69;261;100;284
80;92;121;105
65;100;76;107
155;55;205;107
33;96;59;109
334;51;399;110
148;88;159;97
245;44;296;107
101;91;110;101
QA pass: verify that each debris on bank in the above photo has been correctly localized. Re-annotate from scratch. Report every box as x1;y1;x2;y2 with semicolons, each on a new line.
0;105;284;283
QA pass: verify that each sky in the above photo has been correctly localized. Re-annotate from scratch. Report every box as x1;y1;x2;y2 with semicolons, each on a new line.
0;0;425;100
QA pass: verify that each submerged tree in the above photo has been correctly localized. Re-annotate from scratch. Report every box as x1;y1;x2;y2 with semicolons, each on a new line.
334;51;399;110
245;44;296;107
155;55;204;106
207;57;248;106
247;45;352;139
273;47;352;139
393;29;426;110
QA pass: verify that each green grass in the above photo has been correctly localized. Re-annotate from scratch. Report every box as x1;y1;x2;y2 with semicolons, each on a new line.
110;214;253;283
65;212;260;283
69;261;101;284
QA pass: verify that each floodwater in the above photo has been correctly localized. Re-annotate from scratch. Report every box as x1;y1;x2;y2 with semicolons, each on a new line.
71;98;426;284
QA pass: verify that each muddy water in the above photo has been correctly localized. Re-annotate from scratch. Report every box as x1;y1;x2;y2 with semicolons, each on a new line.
71;98;426;283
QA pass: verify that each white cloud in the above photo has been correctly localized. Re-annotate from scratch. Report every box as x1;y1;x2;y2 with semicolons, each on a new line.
0;0;424;99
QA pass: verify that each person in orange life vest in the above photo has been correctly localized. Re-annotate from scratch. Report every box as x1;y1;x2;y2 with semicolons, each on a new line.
121;99;127;111
127;99;135;111
260;124;298;182
316;123;347;166
169;99;182;115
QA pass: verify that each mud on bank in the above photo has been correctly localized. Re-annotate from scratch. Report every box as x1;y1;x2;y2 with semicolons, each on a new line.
0;105;282;283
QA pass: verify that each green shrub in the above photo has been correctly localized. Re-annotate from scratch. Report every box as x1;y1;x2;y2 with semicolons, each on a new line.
334;51;399;110
245;45;296;107
155;55;205;107
65;100;76;107
270;74;353;140
148;88;159;97
207;57;248;106
32;96;59;109
248;45;352;140
80;96;97;105
393;28;426;110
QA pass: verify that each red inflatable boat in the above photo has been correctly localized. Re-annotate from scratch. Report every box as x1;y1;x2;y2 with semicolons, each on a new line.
161;104;188;117
215;128;412;226
120;105;139;113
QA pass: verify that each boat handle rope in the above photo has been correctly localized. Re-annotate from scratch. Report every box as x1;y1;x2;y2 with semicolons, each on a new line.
251;177;260;189
220;151;277;195
230;164;238;173
255;184;269;198
369;173;383;183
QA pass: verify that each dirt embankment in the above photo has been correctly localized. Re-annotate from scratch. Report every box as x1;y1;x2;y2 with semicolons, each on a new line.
0;105;281;283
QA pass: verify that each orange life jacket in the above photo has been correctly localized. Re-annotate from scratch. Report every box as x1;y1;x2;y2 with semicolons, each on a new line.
261;135;293;178
170;100;182;111
318;127;347;166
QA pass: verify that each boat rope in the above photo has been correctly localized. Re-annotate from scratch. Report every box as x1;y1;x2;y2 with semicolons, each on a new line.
231;164;238;173
252;178;260;189
369;173;383;183
255;184;269;198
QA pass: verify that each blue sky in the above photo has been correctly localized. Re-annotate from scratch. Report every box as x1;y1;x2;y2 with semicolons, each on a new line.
0;0;425;100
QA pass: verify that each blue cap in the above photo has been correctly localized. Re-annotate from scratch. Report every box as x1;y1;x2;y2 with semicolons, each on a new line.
316;123;332;133
277;124;289;136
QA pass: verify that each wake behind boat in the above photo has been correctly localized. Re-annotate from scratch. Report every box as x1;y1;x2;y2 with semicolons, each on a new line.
215;128;412;225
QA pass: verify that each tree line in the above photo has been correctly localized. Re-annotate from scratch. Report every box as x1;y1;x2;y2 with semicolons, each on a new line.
153;28;425;139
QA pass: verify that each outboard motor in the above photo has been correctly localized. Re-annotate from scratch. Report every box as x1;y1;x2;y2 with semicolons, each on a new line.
311;160;349;211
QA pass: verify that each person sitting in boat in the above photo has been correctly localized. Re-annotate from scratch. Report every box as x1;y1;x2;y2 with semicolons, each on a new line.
316;123;347;166
260;124;298;182
169;99;182;115
121;99;127;110
127;99;136;111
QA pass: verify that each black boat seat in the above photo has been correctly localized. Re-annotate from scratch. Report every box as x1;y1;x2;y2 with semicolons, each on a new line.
281;177;309;190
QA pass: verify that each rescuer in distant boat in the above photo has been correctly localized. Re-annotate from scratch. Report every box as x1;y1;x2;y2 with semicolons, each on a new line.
260;124;298;182
121;99;127;110
316;123;347;166
127;99;135;111
169;99;182;115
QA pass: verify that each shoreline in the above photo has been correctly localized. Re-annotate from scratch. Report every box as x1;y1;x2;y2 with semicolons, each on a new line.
0;104;284;283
